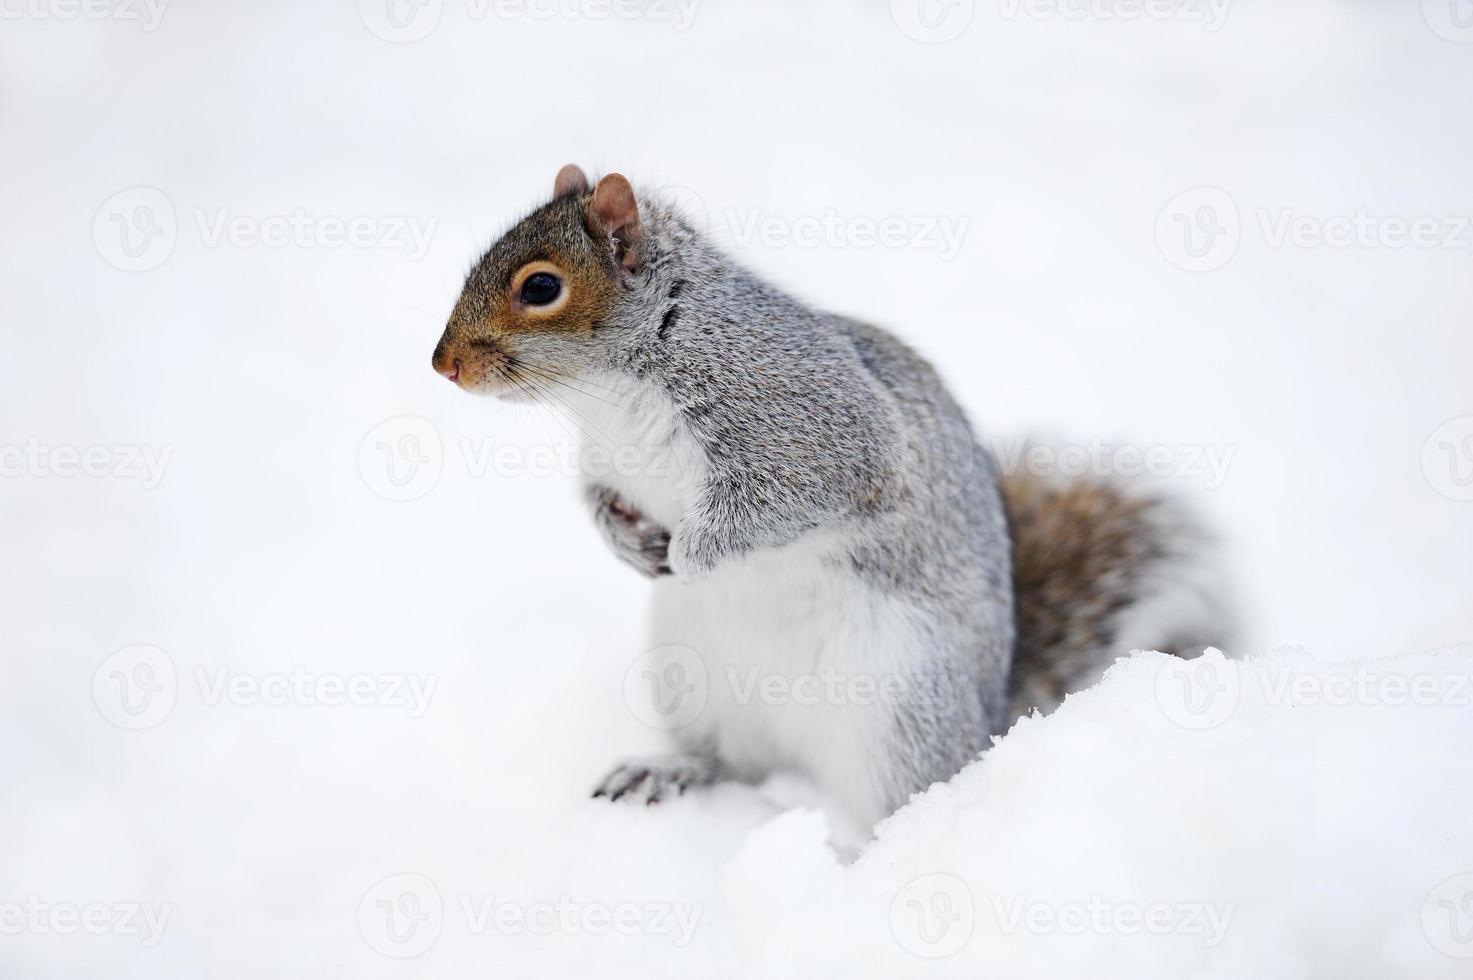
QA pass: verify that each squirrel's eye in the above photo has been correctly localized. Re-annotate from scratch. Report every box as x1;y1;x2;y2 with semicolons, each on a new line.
520;272;562;306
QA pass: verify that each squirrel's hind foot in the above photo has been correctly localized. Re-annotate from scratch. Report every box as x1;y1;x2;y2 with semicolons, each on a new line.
591;756;721;805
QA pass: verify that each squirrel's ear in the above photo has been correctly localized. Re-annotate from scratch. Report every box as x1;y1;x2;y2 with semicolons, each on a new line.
588;173;643;274
553;163;590;199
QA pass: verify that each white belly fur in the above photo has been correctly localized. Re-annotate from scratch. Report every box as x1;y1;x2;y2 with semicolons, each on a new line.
576;379;923;827
648;534;922;827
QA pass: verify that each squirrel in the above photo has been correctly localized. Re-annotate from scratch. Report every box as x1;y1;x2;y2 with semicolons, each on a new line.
431;165;1232;831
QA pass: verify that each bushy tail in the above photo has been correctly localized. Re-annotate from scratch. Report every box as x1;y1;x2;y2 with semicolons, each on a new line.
999;469;1233;722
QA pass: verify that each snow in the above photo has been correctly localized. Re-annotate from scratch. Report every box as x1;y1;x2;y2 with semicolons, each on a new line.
3;0;1472;977
9;648;1473;977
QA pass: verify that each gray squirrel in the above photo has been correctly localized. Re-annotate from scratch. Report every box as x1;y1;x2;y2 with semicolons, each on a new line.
431;165;1231;830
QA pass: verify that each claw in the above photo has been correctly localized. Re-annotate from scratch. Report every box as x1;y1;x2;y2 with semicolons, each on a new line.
602;767;650;803
593;757;719;806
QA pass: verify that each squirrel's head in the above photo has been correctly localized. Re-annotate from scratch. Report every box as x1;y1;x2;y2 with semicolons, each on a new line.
431;164;646;397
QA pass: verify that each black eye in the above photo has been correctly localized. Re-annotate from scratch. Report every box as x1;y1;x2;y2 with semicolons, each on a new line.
520;272;562;306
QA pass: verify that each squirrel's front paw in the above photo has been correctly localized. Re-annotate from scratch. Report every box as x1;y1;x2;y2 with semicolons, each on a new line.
588;486;672;578
591;756;720;805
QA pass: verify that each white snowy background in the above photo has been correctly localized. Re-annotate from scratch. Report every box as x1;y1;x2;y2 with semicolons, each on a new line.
3;0;1473;976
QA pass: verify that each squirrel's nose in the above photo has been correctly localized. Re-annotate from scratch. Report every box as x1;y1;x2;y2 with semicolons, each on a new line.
432;344;461;383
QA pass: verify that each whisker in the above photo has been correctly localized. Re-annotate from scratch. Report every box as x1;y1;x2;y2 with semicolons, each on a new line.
516;365;622;406
508;356;626;398
512;369;627;459
497;362;606;450
510;359;622;408
494;362;559;448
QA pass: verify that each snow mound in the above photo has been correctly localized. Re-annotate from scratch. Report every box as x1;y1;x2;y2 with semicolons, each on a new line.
722;647;1473;978
10;648;1472;979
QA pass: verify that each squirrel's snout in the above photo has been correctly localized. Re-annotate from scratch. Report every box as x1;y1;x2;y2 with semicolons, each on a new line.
430;344;460;385
432;336;515;395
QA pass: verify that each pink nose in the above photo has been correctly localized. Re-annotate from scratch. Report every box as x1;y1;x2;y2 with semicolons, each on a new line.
438;358;460;383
